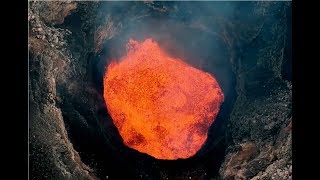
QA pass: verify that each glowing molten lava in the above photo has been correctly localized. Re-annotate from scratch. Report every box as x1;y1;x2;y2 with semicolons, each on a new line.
103;38;224;160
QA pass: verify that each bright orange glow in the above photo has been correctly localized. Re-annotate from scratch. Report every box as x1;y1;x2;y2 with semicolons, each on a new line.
103;38;224;160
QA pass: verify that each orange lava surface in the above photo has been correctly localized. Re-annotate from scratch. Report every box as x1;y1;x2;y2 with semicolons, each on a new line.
103;38;224;160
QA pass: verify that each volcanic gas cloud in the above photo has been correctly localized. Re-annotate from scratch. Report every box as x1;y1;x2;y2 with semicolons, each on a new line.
103;38;224;160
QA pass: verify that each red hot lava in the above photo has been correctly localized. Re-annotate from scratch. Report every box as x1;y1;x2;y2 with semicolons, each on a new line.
103;38;224;160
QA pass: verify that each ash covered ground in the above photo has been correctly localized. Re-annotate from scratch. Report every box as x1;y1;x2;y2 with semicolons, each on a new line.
29;1;292;180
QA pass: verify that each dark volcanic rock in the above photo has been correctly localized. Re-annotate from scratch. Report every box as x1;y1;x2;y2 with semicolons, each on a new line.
36;1;77;25
219;2;292;180
29;1;97;180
